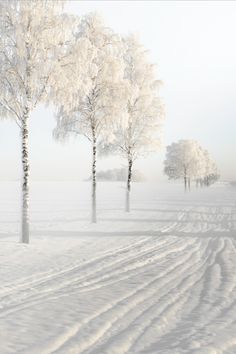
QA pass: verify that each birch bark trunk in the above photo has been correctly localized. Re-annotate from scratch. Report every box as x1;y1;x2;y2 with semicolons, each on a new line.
125;157;133;212
21;32;31;243
91;127;97;223
21;109;30;243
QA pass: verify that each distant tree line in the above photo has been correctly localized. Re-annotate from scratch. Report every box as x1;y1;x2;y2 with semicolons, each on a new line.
164;140;219;191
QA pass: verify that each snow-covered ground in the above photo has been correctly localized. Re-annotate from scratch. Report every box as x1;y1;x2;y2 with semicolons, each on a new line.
0;181;236;354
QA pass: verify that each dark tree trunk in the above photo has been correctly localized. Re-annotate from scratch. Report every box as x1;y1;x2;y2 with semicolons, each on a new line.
126;158;133;212
20;32;32;243
184;165;187;192
91;128;97;223
188;177;191;191
21;109;30;243
184;176;187;192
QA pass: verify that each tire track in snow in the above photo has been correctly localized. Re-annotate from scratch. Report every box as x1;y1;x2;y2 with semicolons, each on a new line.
141;239;236;352
20;238;200;354
82;210;235;354
0;237;187;328
0;237;176;316
0;236;150;297
46;239;201;354
84;239;210;354
0;211;188;315
0;213;185;304
138;237;226;353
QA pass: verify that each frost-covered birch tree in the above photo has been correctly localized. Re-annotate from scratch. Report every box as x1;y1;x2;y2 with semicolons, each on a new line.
101;35;164;212
0;0;73;243
53;14;124;223
164;140;204;191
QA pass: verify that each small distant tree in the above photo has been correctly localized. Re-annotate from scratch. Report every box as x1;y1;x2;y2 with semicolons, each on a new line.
0;0;73;243
53;14;124;223
202;150;220;186
194;146;207;188
164;140;204;191
100;35;164;212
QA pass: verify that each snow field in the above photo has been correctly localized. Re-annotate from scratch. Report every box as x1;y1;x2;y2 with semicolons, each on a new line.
0;182;235;353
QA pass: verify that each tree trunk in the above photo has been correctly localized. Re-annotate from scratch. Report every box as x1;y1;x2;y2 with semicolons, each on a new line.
184;165;187;192
188;177;191;191
184;176;187;192
91;132;97;223
20;35;31;243
126;158;133;212
21;110;30;243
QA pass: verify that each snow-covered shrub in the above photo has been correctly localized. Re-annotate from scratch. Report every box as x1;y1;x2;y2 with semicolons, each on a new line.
87;168;146;182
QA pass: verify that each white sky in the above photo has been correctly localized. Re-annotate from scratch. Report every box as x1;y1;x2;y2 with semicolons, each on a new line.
0;0;235;181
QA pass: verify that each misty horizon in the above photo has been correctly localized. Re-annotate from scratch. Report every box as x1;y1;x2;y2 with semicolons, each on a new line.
0;1;235;182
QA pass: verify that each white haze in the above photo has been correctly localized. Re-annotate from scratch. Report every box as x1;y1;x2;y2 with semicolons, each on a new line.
0;0;235;181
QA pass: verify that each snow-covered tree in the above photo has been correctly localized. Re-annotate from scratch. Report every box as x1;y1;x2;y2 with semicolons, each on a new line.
164;140;219;190
0;0;73;243
164;140;205;191
100;35;164;212
191;146;208;188
201;150;220;187
53;13;125;223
